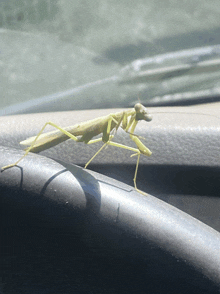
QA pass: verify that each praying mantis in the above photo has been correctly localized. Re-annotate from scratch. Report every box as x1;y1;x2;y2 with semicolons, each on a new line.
1;103;153;193
1;103;152;192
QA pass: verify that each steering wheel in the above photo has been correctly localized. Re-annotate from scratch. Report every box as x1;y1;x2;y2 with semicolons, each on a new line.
1;104;220;293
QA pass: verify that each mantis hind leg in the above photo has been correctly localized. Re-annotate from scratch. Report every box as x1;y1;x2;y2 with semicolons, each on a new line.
1;121;80;171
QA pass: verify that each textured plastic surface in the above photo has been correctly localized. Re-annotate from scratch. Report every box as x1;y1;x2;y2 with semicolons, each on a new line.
1;146;220;285
1;105;220;292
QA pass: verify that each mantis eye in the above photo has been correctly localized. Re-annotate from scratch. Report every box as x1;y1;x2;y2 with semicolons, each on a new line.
134;103;142;112
134;103;152;122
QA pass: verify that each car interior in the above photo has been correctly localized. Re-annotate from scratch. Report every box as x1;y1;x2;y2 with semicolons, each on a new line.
1;1;220;293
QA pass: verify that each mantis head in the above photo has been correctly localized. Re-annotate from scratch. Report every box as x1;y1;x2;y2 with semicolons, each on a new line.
134;103;152;122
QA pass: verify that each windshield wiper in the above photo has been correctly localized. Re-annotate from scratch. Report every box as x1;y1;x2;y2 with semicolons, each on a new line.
118;44;220;106
2;44;220;116
119;58;220;84
120;44;220;75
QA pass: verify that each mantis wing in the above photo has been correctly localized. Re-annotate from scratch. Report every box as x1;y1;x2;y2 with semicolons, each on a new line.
20;126;80;153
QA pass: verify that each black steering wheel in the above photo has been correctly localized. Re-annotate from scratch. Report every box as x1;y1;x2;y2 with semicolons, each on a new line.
1;104;220;293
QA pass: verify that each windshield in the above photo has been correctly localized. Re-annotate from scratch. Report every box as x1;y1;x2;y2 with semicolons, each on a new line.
1;0;220;115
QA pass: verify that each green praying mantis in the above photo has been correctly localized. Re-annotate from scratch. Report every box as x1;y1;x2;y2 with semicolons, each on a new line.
1;103;153;194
